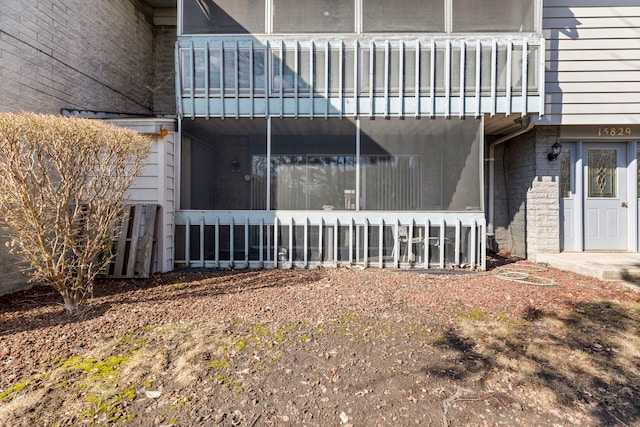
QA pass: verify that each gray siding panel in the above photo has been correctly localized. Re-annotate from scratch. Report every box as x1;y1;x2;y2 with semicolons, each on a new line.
540;2;640;125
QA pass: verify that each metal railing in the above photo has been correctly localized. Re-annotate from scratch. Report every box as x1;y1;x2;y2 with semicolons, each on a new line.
176;36;544;119
174;210;486;270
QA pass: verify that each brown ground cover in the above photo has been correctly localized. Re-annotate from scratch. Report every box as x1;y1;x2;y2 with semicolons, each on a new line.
1;256;639;426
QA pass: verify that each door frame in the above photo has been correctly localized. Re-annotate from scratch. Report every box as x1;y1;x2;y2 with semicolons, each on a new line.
560;138;638;252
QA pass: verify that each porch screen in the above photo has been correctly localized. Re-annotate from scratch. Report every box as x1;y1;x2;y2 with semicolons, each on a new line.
272;0;355;33
360;118;482;211
362;0;445;33
268;118;357;210
181;0;265;34
451;0;535;32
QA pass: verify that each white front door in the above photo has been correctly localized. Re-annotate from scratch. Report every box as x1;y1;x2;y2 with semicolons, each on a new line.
583;143;628;250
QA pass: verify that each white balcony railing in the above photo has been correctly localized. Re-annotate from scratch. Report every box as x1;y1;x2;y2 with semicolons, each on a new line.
176;36;544;119
175;210;487;270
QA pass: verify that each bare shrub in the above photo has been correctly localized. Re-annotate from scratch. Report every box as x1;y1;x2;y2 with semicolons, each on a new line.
0;113;152;314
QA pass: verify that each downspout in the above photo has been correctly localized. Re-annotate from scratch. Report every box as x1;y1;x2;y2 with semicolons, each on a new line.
487;116;534;251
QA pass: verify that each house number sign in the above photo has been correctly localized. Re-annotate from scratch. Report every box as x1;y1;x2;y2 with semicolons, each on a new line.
561;126;639;140
597;127;633;137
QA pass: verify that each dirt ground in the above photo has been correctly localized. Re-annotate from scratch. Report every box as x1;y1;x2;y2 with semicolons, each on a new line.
1;257;639;426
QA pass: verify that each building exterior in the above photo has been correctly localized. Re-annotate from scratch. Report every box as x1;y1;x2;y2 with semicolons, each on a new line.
0;1;638;293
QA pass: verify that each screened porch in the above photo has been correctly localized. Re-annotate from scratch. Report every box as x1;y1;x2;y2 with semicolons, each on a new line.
176;116;486;269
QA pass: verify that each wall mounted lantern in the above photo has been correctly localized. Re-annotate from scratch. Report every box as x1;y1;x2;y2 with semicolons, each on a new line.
231;160;241;173
547;141;562;161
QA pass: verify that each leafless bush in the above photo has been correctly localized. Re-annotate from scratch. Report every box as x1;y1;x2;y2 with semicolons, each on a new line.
0;113;152;314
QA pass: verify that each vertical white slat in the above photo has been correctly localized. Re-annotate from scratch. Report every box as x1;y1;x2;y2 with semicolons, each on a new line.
355;117;361;211
481;218;487;271
310;41;315;118
273;218;279;268
429;39;436;118
439;218;445;269
175;42;181;116
200;217;205;266
230;216;235;266
521;39;529;116
205;41;210;119
304;218;309;267
355;220;360;264
378;219;384;268
454;219;461;266
475;39;481;118
334;218;339;265
506;40;512;117
289;217;294;267
319;218;324;263
245;216;250;265
219;43;225;117
470;218;477;269
394;220;400;267
459;40;465;118
538;39;545;119
424;219;430;269
415;41;420;118
235;40;240;119
399;41;404;118
259;217;264;266
294;42;299;118
279;40;284;118
363;218;369;268
354;40;360;117
445;40;451;118
348;219;354;264
339;41;344;119
369;41;374;117
185;216;191;266
266;117;272;211
215;216;220;268
264;41;270;118
249;41;255;118
384;40;389;118
490;39;497;117
325;41;330;119
408;220;414;265
189;42;196;119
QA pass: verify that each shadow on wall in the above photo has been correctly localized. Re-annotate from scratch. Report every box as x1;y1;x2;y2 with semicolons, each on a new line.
543;6;580;119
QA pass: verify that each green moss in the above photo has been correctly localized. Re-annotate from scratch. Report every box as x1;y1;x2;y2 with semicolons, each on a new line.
58;354;129;380
234;337;248;351
208;357;232;371
0;381;29;399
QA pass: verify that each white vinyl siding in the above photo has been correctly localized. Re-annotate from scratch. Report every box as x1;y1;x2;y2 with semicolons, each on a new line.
541;2;640;125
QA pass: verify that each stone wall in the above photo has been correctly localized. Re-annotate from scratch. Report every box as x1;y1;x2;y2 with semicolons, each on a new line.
526;127;561;257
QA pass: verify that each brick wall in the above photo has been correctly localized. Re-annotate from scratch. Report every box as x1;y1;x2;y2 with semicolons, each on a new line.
491;127;561;259
491;132;535;258
152;26;177;116
0;0;155;115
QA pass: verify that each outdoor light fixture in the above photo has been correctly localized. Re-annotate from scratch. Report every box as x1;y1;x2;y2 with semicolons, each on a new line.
231;160;240;173
547;141;562;161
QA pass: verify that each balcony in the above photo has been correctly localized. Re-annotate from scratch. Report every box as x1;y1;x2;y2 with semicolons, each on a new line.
176;35;544;119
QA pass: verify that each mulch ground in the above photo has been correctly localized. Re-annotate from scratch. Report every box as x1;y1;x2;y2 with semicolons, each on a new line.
1;256;639;426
